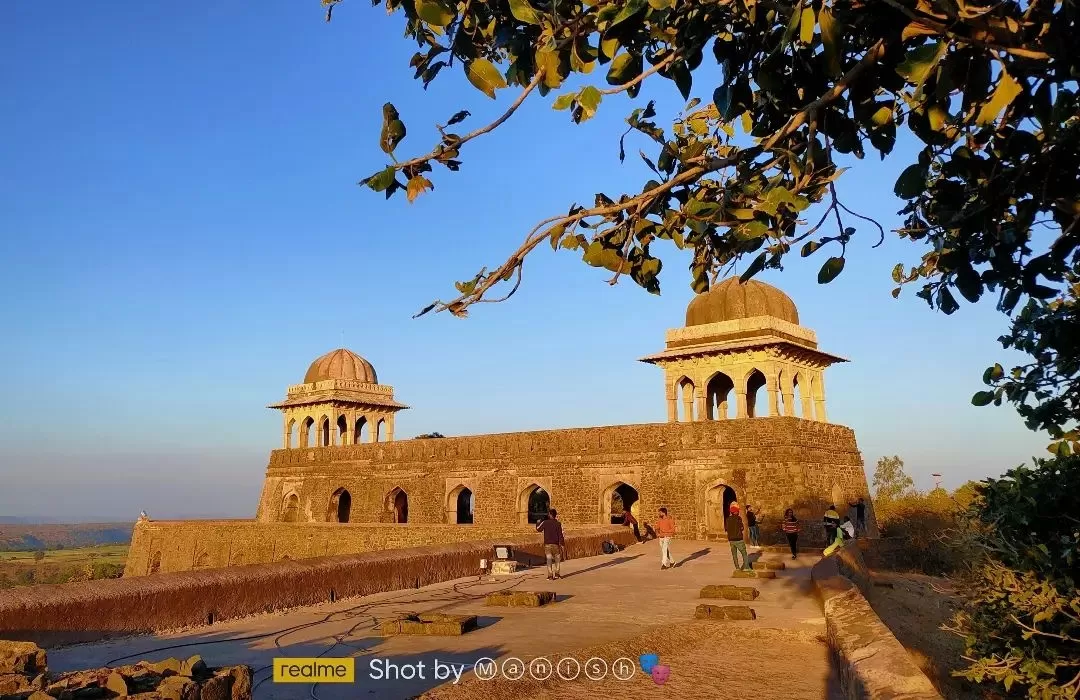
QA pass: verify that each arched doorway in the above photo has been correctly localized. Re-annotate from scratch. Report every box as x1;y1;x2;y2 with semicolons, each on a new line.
604;482;640;524
675;377;696;421
301;417;315;447
281;493;299;522
354;416;369;444
319;417;331;447
328;488;351;523
287;419;297;449
387;487;408;523
449;486;474;524
520;485;549;524
336;415;348;445
706;372;735;419
746;369;767;417
705;482;738;535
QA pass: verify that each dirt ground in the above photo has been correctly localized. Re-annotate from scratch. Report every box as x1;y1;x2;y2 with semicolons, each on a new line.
866;570;999;700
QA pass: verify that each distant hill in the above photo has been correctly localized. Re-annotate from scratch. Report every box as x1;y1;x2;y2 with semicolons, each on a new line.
0;523;134;551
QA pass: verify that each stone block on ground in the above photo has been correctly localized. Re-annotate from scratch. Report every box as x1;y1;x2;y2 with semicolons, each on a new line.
197;672;232;700
490;560;518;576
699;585;759;601
148;658;183;677
694;604;757;621
106;670;131;696
732;569;776;579
380;613;478;636
752;560;786;571
484;591;555;607
157;674;198;700
179;655;206;679
0;640;47;676
228;666;252;700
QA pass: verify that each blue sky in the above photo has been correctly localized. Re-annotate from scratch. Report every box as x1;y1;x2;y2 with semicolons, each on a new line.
0;1;1047;520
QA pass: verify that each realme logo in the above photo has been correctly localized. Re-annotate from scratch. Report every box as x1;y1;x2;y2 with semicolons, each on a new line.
273;658;355;683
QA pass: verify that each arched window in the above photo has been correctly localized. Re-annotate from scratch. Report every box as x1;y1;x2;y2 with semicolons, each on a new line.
300;417;315;448
675;377;696;421
746;369;767;418
705;372;734;420
354;416;369;444
603;482;640;524
447;485;474;524
319;417;331;447
282;493;299;523
521;485;550;524
336;415;348;446
376;418;386;442
328;488;351;523
793;373;804;418
286;419;297;449
387;487;408;523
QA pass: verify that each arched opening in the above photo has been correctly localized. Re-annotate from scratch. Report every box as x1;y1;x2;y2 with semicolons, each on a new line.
336;415;348;446
319;417;331;447
149;551;161;575
387;487;409;523
705;372;734;420
354;416;369;444
777;369;788;415
676;377;696;422
447;485;474;524
376;418;386;442
287;419;297;449
300;417;315;448
792;373;804;418
519;485;550;524
746;369;767;418
705;482;738;535
282;493;299;523
328;488;351;523
604;482;640;524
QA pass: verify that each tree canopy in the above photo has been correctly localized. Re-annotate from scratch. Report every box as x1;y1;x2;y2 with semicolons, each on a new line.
872;455;915;501
323;0;1080;448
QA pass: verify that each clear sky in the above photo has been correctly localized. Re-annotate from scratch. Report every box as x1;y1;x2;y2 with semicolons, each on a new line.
0;2;1047;520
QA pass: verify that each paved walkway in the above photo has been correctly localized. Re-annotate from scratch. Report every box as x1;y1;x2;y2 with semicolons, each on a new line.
50;540;838;699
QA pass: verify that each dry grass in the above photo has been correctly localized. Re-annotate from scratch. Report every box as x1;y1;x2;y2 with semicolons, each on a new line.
418;621;840;700
866;571;1000;700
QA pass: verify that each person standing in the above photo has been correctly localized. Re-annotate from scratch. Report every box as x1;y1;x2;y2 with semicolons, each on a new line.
823;505;841;545
535;508;566;580
746;505;761;547
622;508;641;542
848;498;867;536
781;509;801;559
726;504;752;571
655;507;677;570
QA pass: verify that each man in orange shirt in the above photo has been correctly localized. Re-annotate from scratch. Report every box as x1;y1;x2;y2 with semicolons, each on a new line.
655;507;677;569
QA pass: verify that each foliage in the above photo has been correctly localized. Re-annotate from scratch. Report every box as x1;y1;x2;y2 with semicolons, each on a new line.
32;550;45;562
948;456;1080;698
874;484;973;575
872;455;915;502
324;0;1080;442
414;432;447;438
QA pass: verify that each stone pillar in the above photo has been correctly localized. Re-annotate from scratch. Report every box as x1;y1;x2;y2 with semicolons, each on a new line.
735;391;747;418
371;417;381;443
666;397;677;422
283;416;291;449
681;391;694;423
801;391;813;420
767;374;779;417
814;372;828;422
387;415;395;442
695;392;708;422
718;397;729;419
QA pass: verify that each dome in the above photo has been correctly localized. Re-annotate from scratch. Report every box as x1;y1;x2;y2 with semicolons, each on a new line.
685;277;799;326
304;348;378;384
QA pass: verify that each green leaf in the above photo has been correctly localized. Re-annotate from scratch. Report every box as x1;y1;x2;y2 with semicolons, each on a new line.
508;0;541;25
535;48;564;89
669;61;692;101
552;92;575;111
607;52;642;86
819;8;841;77
971;391;995;406
466;59;507;99
799;7;815;45
576;85;602;122
891;263;904;283
801;240;822;258
976;69;1023;126
414;0;454;27
894;163;928;199
896;41;946;88
739;253;767;282
610;0;645;27
817;257;845;284
363;166;397;192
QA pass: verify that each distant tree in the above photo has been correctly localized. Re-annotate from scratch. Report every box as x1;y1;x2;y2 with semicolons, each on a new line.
872;456;915;502
32;550;45;563
415;432;447;439
952;480;983;510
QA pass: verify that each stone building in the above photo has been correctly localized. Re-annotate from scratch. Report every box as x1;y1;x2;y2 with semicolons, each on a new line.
127;278;873;575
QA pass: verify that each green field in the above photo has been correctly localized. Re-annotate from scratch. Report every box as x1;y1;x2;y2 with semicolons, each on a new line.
0;544;129;588
0;544;129;565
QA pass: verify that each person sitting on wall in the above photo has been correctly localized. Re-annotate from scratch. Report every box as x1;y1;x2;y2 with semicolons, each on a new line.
535;508;566;581
622;508;642;542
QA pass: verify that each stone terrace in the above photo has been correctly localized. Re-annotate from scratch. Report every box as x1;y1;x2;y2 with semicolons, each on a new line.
50;540;840;699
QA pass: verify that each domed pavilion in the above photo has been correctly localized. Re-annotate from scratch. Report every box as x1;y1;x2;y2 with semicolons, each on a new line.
268;348;408;449
640;277;846;423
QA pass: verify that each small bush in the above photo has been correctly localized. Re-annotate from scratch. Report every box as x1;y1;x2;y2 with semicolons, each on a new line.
873;487;974;576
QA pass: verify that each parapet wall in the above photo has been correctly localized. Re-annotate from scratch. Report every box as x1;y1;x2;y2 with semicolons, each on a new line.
125;520;562;577
0;526;634;648
811;544;943;700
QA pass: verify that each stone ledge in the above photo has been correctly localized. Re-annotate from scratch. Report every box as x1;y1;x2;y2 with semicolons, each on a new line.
811;550;943;700
380;614;478;636
694;604;756;621
699;585;759;601
752;560;786;571
484;591;556;607
733;569;776;579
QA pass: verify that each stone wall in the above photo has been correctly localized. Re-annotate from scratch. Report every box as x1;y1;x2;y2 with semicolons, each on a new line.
0;526;634;648
125;521;595;577
811;545;943;700
256;417;872;545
